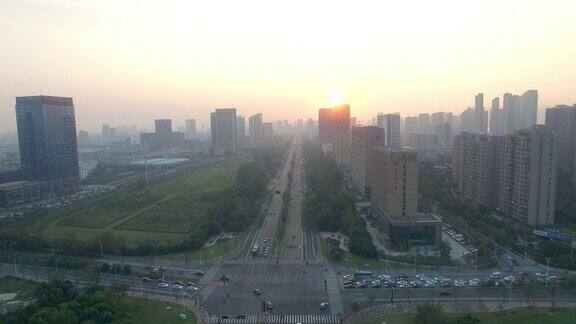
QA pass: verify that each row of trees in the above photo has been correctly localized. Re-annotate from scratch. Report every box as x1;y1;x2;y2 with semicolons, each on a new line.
303;141;377;258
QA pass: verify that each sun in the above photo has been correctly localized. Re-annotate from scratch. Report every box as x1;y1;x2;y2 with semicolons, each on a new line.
328;91;344;105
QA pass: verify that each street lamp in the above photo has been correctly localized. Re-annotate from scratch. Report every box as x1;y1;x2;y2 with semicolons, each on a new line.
13;252;18;276
55;258;61;275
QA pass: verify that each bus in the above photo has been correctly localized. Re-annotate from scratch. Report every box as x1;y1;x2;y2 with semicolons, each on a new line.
354;271;373;281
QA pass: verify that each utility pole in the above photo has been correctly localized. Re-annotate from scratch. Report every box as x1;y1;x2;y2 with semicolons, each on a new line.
13;252;18;276
99;240;104;260
545;258;550;287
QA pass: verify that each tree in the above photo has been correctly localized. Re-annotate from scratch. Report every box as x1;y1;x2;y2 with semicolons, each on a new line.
327;245;344;262
28;308;77;324
413;304;445;324
35;280;78;307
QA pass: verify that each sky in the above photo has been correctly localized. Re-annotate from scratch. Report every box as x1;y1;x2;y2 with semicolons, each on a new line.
1;0;575;133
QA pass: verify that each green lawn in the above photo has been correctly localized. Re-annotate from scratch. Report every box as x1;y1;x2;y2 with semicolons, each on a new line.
157;233;244;262
121;296;197;324
364;307;576;324
33;157;248;248
0;276;38;300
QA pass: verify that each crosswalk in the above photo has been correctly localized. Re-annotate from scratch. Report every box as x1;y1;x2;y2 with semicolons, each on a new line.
207;314;341;323
218;259;323;265
207;315;258;323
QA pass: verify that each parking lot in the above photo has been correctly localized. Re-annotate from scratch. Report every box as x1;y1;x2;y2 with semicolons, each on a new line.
340;270;565;292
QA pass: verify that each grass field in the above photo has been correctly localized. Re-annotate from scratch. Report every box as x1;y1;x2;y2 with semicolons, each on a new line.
34;156;248;248
121;296;197;324
154;233;245;262
364;307;576;324
0;276;38;300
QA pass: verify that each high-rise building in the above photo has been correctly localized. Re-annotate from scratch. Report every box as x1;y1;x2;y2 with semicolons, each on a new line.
474;93;488;134
211;108;237;155
350;126;385;196
350;117;357;127
318;105;351;167
236;115;246;147
545;104;576;173
418;113;430;134
318;108;332;144
520;90;538;129
371;148;418;218
489;97;504;135
185;119;196;140
262;122;274;149
404;116;419;144
15;96;80;193
497;126;557;225
377;113;401;148
102;124;117;141
459;108;475;134
369;147;441;245
501;90;538;134
452;132;499;207
249;113;263;148
155;119;172;145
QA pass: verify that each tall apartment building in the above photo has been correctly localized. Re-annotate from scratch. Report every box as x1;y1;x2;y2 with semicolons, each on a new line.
318;108;332;144
452;132;499;207
262;122;274;149
318;105;351;167
545;104;576;173
377;113;401;148
520;90;538;129
497;126;556;226
210;108;237;155
236;115;246;147
404;116;419;143
473;93;488;134
249;113;263;148
185;119;196;140
350;126;385;197
502;90;538;134
418;113;430;134
370;147;441;245
371;148;418;218
15;96;80;193
489;97;504;135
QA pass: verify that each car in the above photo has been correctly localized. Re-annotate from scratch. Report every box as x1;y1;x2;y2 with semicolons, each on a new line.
468;279;480;287
384;281;396;288
265;301;273;309
236;315;246;319
172;284;183;290
343;275;353;280
253;289;261;295
371;280;382;288
356;281;369;288
343;283;356;289
141;277;151;282
320;302;329;309
194;271;205;276
187;285;198;291
158;282;170;288
454;280;466;287
439;290;451;296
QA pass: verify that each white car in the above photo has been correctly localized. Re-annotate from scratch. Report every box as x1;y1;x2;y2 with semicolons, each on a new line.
173;284;183;290
468;279;480;287
158;282;170;288
187;285;198;291
320;302;329;309
454;280;466;287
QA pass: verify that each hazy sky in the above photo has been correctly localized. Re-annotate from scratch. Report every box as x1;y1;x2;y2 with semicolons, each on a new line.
1;0;575;133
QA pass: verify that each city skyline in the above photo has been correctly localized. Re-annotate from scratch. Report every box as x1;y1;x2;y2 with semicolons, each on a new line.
2;0;576;133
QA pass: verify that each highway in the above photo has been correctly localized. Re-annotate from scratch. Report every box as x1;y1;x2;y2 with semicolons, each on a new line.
281;136;305;260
